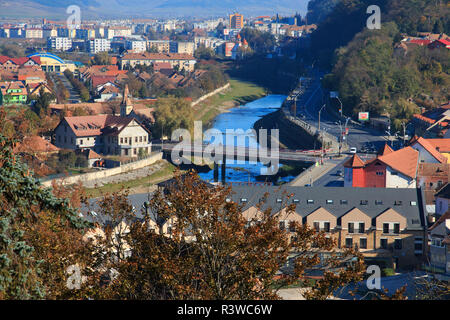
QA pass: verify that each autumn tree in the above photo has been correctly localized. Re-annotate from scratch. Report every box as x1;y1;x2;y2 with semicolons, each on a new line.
90;171;365;300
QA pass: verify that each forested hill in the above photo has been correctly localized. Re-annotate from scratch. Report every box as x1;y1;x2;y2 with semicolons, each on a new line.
309;0;449;130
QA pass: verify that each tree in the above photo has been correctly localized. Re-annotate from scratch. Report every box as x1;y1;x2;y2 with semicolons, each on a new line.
93;172;365;300
91;52;111;65
0;134;91;299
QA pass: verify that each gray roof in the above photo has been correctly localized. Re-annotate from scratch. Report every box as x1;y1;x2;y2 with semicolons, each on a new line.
229;186;426;229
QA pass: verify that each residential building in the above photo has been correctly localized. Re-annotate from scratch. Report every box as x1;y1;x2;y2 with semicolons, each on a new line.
147;40;171;53
25;28;43;39
87;38;111;54
47;37;73;52
428;211;450;281
229;13;244;29
410;136;448;164
0;81;28;105
412;102;450;137
229;185;427;269
435;184;450;218
0;55;41;72
120;52;197;72
53;114;151;157
170;41;195;55
106;26;132;39
344;145;419;189
126;39;147;53
43;28;58;39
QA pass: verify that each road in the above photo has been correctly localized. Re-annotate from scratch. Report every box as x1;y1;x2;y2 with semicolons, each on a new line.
292;69;390;153
56;72;81;103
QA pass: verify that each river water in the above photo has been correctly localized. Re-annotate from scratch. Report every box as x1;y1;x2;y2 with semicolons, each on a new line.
197;94;300;184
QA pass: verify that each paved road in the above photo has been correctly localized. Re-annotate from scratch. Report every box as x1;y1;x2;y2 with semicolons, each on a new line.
292;69;390;152
57;73;81;103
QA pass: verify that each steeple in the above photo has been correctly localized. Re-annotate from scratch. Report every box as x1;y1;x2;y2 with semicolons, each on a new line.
120;84;133;117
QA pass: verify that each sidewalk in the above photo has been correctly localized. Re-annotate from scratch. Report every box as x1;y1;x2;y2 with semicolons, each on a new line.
289;157;346;187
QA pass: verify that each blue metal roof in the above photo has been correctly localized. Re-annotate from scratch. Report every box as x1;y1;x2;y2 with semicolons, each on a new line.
27;52;65;64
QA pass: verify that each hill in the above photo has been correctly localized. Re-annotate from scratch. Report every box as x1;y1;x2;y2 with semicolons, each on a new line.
0;0;309;18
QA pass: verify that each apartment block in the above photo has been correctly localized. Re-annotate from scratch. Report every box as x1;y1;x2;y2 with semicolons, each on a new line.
47;37;73;52
87;38;111;53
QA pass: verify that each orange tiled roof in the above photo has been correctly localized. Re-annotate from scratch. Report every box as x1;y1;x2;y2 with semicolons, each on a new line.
378;146;419;179
427;139;450;153
122;52;195;61
14;136;59;153
411;136;447;163
343;154;366;168
379;143;394;156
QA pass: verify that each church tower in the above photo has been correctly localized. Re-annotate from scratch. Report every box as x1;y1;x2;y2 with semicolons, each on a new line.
120;84;133;117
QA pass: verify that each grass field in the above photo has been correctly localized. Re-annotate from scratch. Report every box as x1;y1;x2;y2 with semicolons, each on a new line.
193;78;268;125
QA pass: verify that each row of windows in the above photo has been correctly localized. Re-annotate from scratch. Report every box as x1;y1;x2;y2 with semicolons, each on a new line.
120;136;147;144
241;198;416;206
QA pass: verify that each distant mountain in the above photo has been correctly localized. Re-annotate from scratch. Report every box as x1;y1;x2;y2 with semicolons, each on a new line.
0;0;310;19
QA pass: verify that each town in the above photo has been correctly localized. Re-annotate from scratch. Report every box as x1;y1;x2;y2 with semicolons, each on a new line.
0;0;449;303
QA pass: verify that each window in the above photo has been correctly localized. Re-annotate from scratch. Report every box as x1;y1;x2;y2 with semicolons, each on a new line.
360;238;367;249
139;136;143;142
394;239;402;250
383;223;389;234
340;200;348;205
345;238;353;248
323;222;330;233
307;199;314;204
80;140;83;145
326;200;333;204
376;172;384;176
289;222;296;232
120;138;123;144
135;137;138;142
359;223;365;233
240;198;247;203
380;238;388;249
313;222;320;232
375;200;383;205
293;199;300;204
394;200;403;206
391;171;398;176
410;201;417;206
348;222;354;234
393;223;400;234
276;198;282;203
279;221;285;230
360;200;368;205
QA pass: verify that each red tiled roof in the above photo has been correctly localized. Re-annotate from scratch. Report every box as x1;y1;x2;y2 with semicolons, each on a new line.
0;56;40;66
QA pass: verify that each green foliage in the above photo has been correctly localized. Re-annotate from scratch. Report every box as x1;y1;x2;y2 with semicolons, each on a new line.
239;27;276;54
194;45;215;60
152;97;194;139
0;135;89;299
316;1;449;127
91;52;111;66
64;70;90;102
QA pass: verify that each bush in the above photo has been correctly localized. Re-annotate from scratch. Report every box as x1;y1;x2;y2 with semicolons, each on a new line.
382;268;396;277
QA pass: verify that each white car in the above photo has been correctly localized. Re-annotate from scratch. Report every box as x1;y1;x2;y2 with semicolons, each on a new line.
350;147;357;154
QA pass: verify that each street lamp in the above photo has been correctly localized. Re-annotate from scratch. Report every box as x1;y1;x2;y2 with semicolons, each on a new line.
318;104;326;132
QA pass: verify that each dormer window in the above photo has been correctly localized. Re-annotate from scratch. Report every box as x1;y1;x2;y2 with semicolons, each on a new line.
307;199;314;204
326;200;333;204
240;198;247;203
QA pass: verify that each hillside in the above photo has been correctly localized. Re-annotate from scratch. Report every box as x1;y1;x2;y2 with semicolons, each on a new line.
309;0;449;131
0;0;309;18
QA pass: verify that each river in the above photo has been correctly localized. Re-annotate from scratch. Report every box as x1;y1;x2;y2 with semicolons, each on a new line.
197;94;303;184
